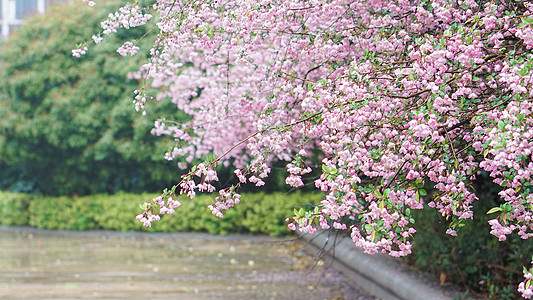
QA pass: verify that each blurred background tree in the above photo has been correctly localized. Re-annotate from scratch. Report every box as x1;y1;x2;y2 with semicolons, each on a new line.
0;0;187;195
0;0;302;196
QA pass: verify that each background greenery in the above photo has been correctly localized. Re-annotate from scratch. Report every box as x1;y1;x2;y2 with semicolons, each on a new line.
0;1;186;195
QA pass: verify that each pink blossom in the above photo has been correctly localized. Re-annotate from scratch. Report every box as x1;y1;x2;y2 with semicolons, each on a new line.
117;41;140;57
72;46;87;57
446;229;458;236
82;0;95;6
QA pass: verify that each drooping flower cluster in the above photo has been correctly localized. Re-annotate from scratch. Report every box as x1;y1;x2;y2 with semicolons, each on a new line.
520;259;533;298
80;0;533;296
117;41;140;57
73;2;151;57
71;46;87;58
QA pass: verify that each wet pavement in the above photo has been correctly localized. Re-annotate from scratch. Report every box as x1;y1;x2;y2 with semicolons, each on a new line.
0;227;374;299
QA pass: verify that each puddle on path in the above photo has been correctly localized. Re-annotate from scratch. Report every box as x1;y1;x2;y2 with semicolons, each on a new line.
0;227;372;299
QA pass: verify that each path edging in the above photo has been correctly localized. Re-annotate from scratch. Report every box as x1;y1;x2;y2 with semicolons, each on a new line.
301;231;451;300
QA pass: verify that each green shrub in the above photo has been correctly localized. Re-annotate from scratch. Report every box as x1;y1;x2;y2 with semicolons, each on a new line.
91;193;147;231
0;191;34;225
29;196;99;230
2;191;320;236
240;192;323;236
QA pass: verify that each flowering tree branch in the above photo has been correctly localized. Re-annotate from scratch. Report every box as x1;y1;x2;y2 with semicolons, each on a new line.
77;0;533;296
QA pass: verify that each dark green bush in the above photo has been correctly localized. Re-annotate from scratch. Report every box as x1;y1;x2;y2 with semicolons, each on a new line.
408;176;533;299
0;1;186;196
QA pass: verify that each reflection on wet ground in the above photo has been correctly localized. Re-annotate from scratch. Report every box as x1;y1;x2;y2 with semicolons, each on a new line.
0;227;372;299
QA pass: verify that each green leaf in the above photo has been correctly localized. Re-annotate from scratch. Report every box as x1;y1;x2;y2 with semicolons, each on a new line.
419;189;427;196
517;69;527;76
414;179;424;188
383;188;390;198
322;165;337;174
502;203;515;212
519;17;533;28
486;207;502;214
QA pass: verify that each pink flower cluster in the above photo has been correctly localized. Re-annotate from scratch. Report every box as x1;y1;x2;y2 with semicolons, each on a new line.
100;4;151;35
73;3;151;57
208;189;241;218
520;260;533;298
117;41;140;57
71;46;87;58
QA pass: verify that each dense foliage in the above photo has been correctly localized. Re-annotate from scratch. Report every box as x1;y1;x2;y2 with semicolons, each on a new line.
0;191;320;236
0;1;185;195
410;174;533;299
76;0;533;296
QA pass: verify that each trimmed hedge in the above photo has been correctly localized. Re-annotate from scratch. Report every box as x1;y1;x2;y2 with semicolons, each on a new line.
0;192;34;225
0;191;319;236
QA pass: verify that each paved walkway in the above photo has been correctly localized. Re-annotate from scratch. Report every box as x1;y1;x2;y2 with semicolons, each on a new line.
0;226;374;299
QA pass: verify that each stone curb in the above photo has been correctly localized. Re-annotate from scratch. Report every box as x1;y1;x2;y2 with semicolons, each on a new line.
301;232;451;300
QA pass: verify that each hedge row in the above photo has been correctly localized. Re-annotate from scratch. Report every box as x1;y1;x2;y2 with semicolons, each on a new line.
0;191;321;236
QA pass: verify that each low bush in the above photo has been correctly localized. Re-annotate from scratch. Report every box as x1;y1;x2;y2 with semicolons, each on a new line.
0;191;316;236
0;191;34;225
240;193;324;236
